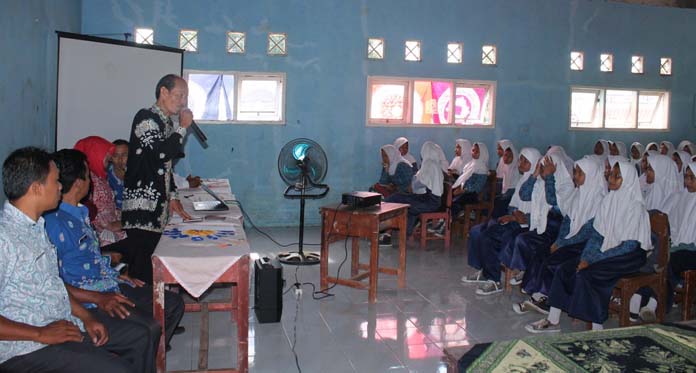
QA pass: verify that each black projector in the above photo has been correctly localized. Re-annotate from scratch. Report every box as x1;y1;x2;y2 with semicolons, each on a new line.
341;191;382;209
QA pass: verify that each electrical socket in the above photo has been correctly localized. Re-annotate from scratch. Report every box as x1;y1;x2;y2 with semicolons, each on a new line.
294;287;302;298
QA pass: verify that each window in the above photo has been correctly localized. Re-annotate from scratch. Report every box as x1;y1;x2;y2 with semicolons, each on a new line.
405;40;421;62
570;51;583;71
570;86;669;130
227;31;245;54
447;43;462;64
600;53;613;72
368;38;384;60
184;70;285;124
660;58;672;76
267;33;287;56
482;45;496;65
179;30;198;52
631;55;644;74
135;28;154;45
367;76;495;127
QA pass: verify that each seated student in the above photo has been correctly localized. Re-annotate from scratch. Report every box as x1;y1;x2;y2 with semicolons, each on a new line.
498;150;574;291
593;139;610;159
673;150;692;190
450;142;489;220
678;140;694;155
107;139;128;210
666;162;696;299
433;142;451;177
660;141;676;156
609;141;627;158
526;161;651;333
44;149;185;365
646;142;659;152
492;140;519;218
448;139;472;179
74;136;126;247
462;148;541;294
394;137;418;172
514;156;606;315
374;144;414;198
0;147;147;373
630;142;646;175
385;142;444;238
644;154;680;211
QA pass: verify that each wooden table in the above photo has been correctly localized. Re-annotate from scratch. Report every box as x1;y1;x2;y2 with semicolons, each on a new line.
319;202;408;303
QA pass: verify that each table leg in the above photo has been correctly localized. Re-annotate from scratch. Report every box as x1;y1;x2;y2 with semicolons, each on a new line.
369;233;379;303
153;258;167;373
351;237;359;277
236;257;250;373
320;212;329;290
398;212;407;288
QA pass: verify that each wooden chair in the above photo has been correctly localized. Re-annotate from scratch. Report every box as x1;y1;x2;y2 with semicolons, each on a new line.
411;182;453;250
606;211;670;327
675;270;696;321
453;171;497;240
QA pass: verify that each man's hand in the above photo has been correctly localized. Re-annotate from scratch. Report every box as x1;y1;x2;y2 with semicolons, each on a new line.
541;156;557;178
577;260;589;272
36;320;84;345
187;175;202;188
179;108;193;129
170;199;192;220
95;292;135;319
118;274;145;288
82;315;109;346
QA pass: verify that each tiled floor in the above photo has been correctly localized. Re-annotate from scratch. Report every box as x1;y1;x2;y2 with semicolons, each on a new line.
166;226;681;372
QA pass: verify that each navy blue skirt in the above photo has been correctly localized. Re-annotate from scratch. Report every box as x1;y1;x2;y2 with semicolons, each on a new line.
522;241;585;296
468;219;526;282
548;248;647;324
498;210;562;271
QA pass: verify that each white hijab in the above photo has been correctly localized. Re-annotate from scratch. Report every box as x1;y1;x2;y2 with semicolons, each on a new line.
596;139;610;159
614;141;627;158
448;139;472;174
496;140;520;193
381;144;410;176
660;141;675;156
509;148;542;214
678;140;695;155
394;137;417;166
453;142;489;189
644;154;680;212
414;141;445;197
594;161;652;252
529;152;573;234
547;145;575;175
646;142;659;152
666;162;696;246
565;157;606;238
630;142;645;167
674;150;691;190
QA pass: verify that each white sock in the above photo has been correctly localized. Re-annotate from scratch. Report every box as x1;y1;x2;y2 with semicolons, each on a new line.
531;292;544;302
592;323;604;331
547;307;561;325
630;294;642;314
646;297;657;312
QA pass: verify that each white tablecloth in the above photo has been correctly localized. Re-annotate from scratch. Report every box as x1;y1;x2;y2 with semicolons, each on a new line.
153;179;250;298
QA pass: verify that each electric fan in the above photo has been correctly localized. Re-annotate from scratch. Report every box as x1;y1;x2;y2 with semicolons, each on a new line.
277;138;330;265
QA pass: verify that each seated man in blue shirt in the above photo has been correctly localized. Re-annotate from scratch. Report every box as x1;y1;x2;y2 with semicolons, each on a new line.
44;149;185;365
0;147;147;373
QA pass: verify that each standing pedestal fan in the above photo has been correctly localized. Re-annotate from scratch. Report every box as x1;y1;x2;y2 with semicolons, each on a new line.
277;138;329;265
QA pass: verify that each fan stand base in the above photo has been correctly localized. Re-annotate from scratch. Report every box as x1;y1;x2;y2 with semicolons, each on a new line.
278;251;321;266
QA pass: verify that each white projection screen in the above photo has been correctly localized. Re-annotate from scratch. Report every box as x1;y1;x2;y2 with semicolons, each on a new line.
56;32;183;150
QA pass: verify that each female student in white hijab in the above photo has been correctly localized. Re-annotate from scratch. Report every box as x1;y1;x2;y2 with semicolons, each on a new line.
646;142;659;152
673;150;692;189
448;139;472;178
660;141;676;156
526;161;651;333
593;139;610;159
449;142;490;223
495;150;574;296
394;137;418;172
373;144;414;198
514;156;606;315
384;141;444;238
492;140;520;218
609;141;628;158
644;153;681;211
462;148;542;288
678;140;694;155
630;142;646;175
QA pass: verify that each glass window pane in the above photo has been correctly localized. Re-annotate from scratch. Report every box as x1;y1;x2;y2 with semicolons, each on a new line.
179;30;198;52
482;45;496;65
135;28;154;45
369;83;405;120
187;73;235;121
605;90;637;128
447;43;462;64
227;32;246;54
570;90;602;128
570;51;583;71
454;85;491;125
405;40;421;62
237;79;283;121
638;92;667;129
368;38;384;59
267;33;287;55
600;54;613;72
412;81;452;124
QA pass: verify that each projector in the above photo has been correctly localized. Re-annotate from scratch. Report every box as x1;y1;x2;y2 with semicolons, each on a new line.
341;191;382;209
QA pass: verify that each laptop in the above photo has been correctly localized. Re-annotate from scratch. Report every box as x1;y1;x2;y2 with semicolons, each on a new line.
192;184;230;211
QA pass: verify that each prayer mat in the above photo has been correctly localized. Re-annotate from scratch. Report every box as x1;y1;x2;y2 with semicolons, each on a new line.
459;324;696;372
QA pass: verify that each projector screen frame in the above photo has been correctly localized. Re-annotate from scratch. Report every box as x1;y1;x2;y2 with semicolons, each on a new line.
54;31;184;151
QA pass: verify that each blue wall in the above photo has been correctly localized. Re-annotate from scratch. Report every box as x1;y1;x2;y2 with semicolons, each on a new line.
0;0;82;202
81;0;696;226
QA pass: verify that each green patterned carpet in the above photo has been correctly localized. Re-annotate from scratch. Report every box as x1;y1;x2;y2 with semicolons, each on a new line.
460;324;696;372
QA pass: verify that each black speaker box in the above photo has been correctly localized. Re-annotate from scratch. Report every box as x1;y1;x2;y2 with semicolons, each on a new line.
253;257;283;323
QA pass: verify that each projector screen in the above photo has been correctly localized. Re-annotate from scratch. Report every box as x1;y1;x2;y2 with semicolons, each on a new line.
56;32;183;150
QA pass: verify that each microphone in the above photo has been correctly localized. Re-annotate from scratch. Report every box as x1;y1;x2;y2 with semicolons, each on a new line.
188;119;208;149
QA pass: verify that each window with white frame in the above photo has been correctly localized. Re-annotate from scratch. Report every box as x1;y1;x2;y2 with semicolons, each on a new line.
570;51;583;71
482;45;496;65
570;86;669;130
227;31;245;54
184;70;285;124
660;57;672;76
368;38;384;60
631;55;644;74
600;53;613;72
447;43;462;64
367;76;495;127
405;40;421;62
267;33;287;55
179;30;198;52
135;28;154;45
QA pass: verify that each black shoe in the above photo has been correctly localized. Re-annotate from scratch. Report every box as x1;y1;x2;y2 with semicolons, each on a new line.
378;234;392;247
174;326;185;335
